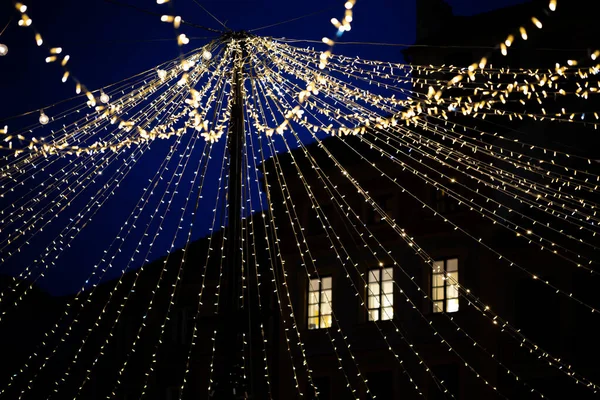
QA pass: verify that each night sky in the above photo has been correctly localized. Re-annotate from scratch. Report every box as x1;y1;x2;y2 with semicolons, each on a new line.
0;0;528;295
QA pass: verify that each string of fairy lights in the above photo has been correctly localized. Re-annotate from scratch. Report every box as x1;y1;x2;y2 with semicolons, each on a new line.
256;66;600;269
249;76;372;398
252;61;548;397
248;39;600;392
4;0;600;398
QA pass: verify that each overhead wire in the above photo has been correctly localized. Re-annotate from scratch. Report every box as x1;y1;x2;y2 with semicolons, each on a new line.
248;6;335;33
103;0;223;33
190;0;230;31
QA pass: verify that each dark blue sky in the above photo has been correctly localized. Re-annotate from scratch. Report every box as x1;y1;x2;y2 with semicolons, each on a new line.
0;0;528;295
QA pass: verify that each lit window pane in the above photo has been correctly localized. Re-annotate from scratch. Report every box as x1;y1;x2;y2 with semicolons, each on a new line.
321;315;332;328
368;309;379;321
309;292;319;304
369;270;379;283
446;298;459;313
368;282;380;297
446;284;459;299
309;279;320;292
367;268;394;323
382;281;393;295
431;259;459;314
432;287;444;301
322;289;332;303
308;276;334;330
433;273;445;287
368;295;380;309
382;307;394;320
447;258;458;272
446;271;458;286
383;268;394;281
382;293;393;307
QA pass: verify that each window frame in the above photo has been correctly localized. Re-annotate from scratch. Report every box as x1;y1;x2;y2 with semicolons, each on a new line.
431;258;459;314
367;266;394;322
433;188;458;214
306;204;334;236
365;193;395;225
307;276;333;330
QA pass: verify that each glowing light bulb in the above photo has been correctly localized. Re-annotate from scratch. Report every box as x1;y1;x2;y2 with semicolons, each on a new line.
157;69;167;80
39;111;49;125
0;44;7;56
177;34;189;45
202;50;212;61
100;92;110;104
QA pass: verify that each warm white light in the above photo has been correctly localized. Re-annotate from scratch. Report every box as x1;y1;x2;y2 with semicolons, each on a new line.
0;44;7;56
100;92;110;104
202;50;212;61
157;69;167;80
39;112;49;125
178;34;189;45
519;27;528;40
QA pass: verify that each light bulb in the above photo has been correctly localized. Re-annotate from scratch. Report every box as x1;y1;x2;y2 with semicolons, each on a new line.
0;44;7;56
39;112;49;125
202;50;212;61
100;92;110;104
157;69;167;80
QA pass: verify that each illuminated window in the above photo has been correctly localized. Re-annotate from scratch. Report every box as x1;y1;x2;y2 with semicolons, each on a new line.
308;277;332;329
432;258;459;313
368;267;394;321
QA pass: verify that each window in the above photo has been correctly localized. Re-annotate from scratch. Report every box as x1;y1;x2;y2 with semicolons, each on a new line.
308;277;332;329
515;278;558;350
171;307;194;344
432;258;459;313
433;189;458;214
366;194;394;224
165;387;181;400
368;267;394;321
306;204;334;236
171;308;185;344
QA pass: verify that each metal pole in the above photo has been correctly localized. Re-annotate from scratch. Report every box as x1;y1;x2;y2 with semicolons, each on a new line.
213;34;257;400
